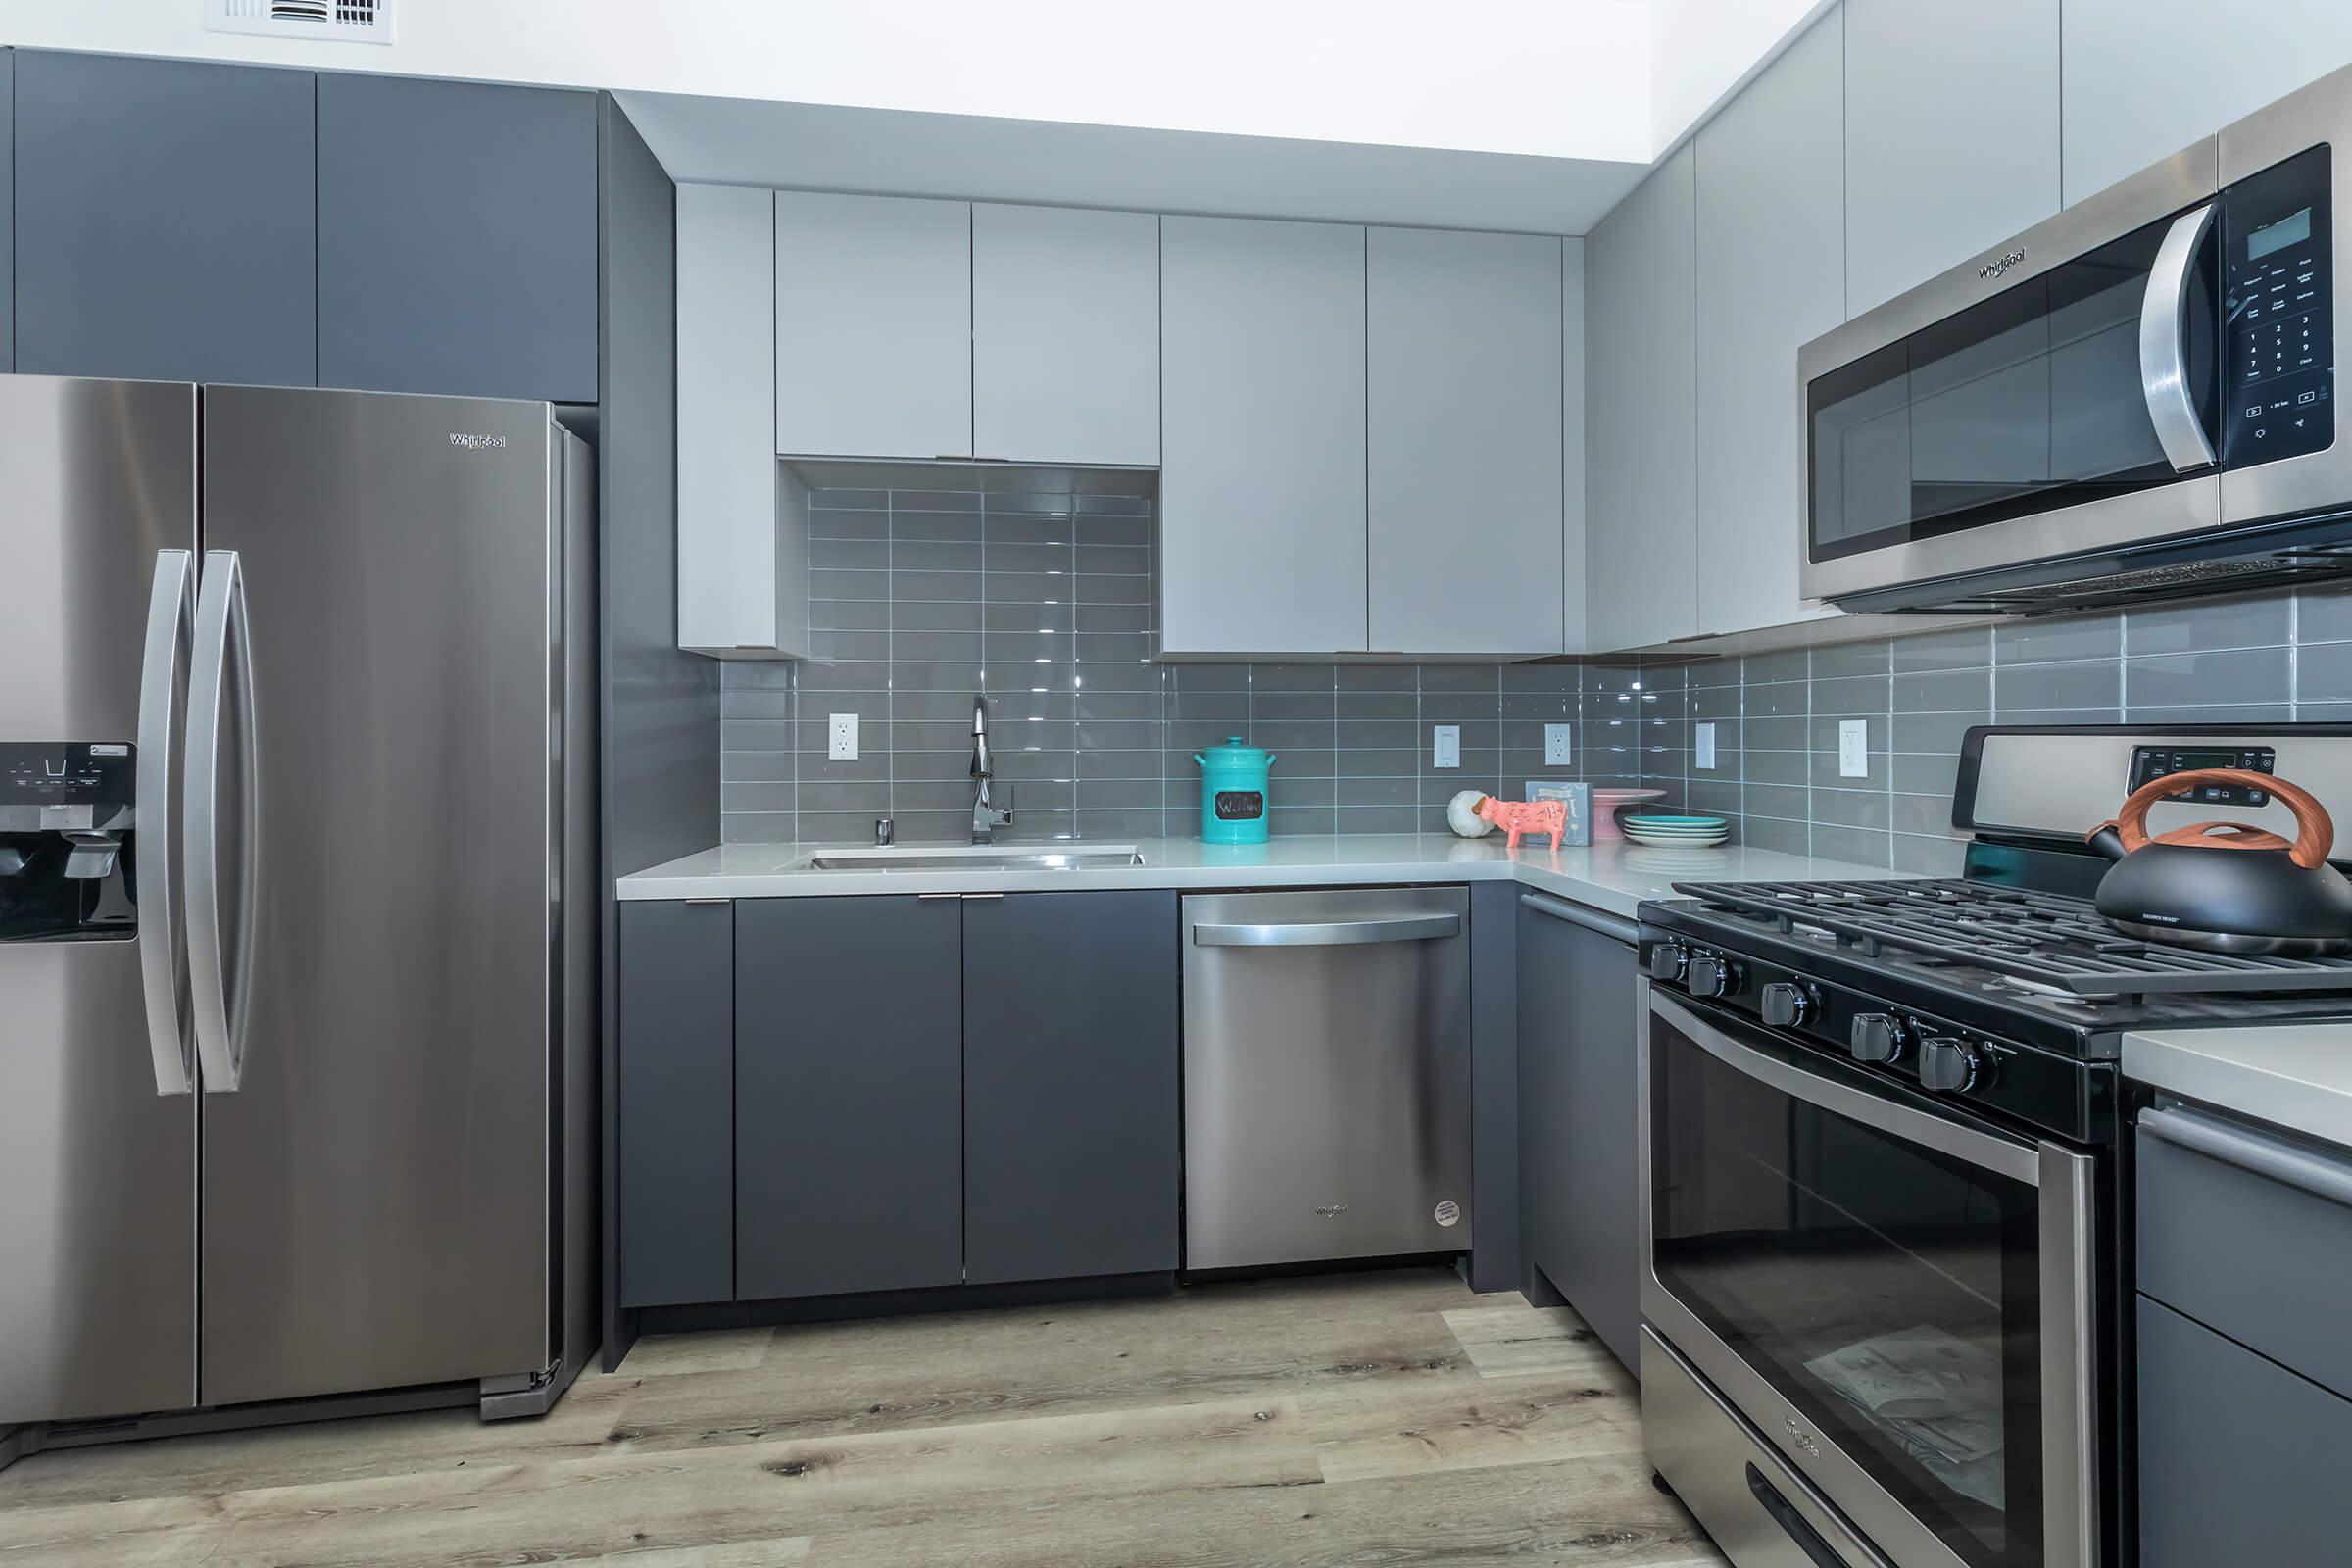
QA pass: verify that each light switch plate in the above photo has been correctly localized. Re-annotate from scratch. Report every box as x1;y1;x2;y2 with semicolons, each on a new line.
1695;721;1717;771
1544;723;1574;765
1433;724;1461;769
828;712;859;760
1838;718;1869;778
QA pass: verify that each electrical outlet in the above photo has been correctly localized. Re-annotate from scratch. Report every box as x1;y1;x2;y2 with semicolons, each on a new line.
1544;723;1574;766
828;712;859;761
1695;721;1717;771
1838;718;1869;778
1433;724;1461;769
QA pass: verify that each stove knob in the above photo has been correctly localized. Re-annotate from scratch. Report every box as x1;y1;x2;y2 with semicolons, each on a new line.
1647;943;1690;982
1850;1012;1910;1064
1919;1037;1984;1094
1760;983;1811;1028
1686;955;1740;999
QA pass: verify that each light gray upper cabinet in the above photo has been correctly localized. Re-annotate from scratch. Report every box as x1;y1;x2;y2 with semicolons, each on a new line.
1160;216;1369;656
1694;9;1845;639
1585;144;1698;654
1367;227;1564;656
1562;238;1587;652
1844;0;2061;316
2063;0;2352;203
971;204;1159;466
676;185;807;658
773;191;972;460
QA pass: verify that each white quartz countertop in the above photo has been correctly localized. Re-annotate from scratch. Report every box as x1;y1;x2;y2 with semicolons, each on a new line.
2126;1023;2352;1151
616;833;1908;921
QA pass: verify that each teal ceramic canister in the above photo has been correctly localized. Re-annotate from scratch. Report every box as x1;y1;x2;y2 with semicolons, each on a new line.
1195;737;1276;844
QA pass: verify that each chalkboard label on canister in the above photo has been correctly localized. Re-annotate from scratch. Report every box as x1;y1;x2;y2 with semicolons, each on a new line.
1214;790;1264;821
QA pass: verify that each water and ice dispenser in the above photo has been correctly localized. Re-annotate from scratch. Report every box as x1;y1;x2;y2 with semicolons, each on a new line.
0;742;140;941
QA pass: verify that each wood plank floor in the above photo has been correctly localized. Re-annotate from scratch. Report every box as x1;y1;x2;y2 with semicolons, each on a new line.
0;1267;1729;1567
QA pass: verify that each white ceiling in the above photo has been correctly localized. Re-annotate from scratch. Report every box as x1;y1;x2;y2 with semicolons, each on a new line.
0;0;1832;234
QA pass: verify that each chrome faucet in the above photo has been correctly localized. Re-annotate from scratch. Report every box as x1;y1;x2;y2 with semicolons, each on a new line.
970;696;1013;844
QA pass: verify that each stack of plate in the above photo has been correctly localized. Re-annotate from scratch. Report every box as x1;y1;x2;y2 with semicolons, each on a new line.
1620;811;1731;848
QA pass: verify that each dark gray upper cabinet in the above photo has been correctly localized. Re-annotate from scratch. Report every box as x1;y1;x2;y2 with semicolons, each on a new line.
1517;895;1642;1371
1;50;13;373
14;52;316;386
317;74;598;403
962;892;1179;1285
615;901;734;1309
735;896;963;1300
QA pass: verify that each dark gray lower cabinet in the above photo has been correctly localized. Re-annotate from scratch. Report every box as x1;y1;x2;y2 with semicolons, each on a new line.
2138;1295;2352;1566
1517;895;1642;1371
735;896;963;1299
962;892;1179;1284
616;901;735;1308
317;74;599;402
14;51;317;386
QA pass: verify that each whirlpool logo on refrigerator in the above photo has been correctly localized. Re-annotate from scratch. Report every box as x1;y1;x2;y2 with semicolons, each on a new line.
448;432;509;451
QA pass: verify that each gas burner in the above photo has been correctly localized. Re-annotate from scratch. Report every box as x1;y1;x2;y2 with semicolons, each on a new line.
1674;877;2352;997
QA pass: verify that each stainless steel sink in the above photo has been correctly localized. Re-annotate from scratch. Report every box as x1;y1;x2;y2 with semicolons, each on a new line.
799;844;1146;873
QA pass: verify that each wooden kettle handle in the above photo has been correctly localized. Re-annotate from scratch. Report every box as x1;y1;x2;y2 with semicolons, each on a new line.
2097;767;2334;871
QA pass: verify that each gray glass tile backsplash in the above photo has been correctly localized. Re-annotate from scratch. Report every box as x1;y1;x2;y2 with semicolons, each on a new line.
719;486;1591;844
719;488;2352;858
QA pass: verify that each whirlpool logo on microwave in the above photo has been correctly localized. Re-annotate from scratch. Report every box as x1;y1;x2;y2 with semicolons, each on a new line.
1977;248;2028;282
449;432;509;451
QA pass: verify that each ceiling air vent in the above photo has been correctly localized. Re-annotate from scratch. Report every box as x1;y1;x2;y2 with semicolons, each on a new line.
205;0;395;45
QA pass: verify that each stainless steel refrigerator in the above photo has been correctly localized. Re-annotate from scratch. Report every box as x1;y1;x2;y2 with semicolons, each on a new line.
0;377;597;1446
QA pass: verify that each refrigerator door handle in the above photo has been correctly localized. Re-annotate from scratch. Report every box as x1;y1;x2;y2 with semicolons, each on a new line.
136;550;197;1097
186;550;261;1094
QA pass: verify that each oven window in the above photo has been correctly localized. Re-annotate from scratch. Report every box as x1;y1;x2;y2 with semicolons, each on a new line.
1808;208;2219;564
1650;1016;2044;1568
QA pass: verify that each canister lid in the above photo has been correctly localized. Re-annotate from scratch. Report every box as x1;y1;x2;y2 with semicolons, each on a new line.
1196;736;1273;767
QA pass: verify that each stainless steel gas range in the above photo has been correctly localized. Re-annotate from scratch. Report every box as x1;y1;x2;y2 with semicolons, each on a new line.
1633;722;2352;1568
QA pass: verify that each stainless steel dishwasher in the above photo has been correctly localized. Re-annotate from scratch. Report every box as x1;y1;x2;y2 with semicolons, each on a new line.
1182;886;1472;1271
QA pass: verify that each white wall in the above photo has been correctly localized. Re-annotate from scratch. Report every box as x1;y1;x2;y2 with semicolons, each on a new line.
0;0;1657;163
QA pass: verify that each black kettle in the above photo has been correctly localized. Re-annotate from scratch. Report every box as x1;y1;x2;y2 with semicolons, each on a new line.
2086;767;2352;956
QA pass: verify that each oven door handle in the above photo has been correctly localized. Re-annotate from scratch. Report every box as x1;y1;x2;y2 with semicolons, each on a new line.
1650;992;2043;1185
2138;200;2219;473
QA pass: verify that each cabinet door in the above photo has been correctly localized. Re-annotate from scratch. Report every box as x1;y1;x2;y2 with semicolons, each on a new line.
1517;898;1641;1372
1694;11;1845;639
1368;227;1563;656
317;74;598;402
1845;0;2061;316
735;896;963;1299
774;192;971;459
2063;0;2352;204
1584;145;1697;654
1160;216;1368;655
14;51;315;386
1;50;13;374
616;902;736;1308
972;204;1159;466
962;892;1179;1284
677;184;804;657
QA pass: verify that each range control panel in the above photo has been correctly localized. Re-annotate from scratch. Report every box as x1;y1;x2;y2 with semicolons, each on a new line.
0;742;135;832
2129;744;2276;806
2225;144;2334;466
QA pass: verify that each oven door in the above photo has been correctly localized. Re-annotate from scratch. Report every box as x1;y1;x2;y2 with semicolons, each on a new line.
1641;987;2096;1568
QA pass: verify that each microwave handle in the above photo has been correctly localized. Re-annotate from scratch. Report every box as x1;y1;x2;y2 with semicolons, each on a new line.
2138;201;2219;472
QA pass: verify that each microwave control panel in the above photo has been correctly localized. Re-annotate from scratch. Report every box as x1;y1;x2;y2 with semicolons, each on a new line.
2224;143;2333;466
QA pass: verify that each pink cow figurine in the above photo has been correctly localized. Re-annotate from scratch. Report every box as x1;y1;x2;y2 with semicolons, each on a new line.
1477;795;1568;851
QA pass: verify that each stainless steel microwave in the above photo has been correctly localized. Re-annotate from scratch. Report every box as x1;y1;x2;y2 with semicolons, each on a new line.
1800;65;2351;614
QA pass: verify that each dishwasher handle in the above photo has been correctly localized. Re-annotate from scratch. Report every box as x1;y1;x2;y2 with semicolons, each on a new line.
1191;913;1462;948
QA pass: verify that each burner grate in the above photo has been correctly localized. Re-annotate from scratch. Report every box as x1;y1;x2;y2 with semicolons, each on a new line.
1671;878;2352;996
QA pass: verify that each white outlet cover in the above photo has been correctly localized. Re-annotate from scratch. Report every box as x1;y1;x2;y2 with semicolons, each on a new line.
1544;723;1574;766
1695;721;1717;771
828;711;859;760
1838;718;1869;778
1433;724;1461;769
